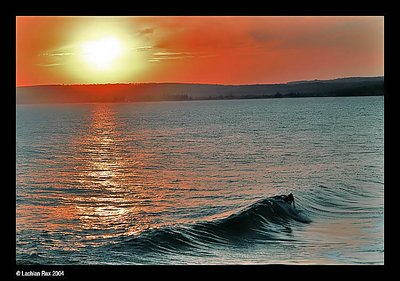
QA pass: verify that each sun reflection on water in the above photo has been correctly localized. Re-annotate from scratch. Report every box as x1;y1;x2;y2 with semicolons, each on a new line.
16;104;175;252
67;105;157;240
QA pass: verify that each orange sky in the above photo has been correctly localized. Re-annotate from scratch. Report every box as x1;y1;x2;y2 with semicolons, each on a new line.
16;16;384;86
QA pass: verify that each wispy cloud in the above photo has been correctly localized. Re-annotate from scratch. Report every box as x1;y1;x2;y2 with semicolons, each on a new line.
137;28;154;35
40;52;73;57
36;63;63;67
134;46;153;51
153;51;191;56
40;44;77;57
38;45;77;67
148;51;194;62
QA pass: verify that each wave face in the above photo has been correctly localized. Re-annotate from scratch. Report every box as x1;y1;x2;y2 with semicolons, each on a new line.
108;196;311;255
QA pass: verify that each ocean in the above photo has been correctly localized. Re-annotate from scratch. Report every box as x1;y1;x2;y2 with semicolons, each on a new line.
16;96;384;265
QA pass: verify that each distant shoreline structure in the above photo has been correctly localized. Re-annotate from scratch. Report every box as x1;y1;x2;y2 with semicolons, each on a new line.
16;76;384;104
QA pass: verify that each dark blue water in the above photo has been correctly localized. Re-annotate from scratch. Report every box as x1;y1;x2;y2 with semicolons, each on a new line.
16;96;384;264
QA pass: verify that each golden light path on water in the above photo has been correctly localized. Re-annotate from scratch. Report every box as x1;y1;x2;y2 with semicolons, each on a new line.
65;105;167;242
17;105;178;249
71;105;147;239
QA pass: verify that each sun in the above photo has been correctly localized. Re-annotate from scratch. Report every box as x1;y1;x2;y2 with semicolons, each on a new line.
62;22;151;83
80;36;124;70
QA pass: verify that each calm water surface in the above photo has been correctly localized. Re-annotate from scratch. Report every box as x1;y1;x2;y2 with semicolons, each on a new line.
16;96;384;264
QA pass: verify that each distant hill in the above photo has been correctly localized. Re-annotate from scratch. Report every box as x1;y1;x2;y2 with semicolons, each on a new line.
16;76;384;104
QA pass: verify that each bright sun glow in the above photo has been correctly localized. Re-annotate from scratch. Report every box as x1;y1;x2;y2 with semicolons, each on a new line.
61;22;150;83
80;37;123;70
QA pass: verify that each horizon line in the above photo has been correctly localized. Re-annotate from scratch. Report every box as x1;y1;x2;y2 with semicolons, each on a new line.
16;75;384;88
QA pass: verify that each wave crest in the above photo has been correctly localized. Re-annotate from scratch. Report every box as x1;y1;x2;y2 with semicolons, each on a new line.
111;195;311;253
